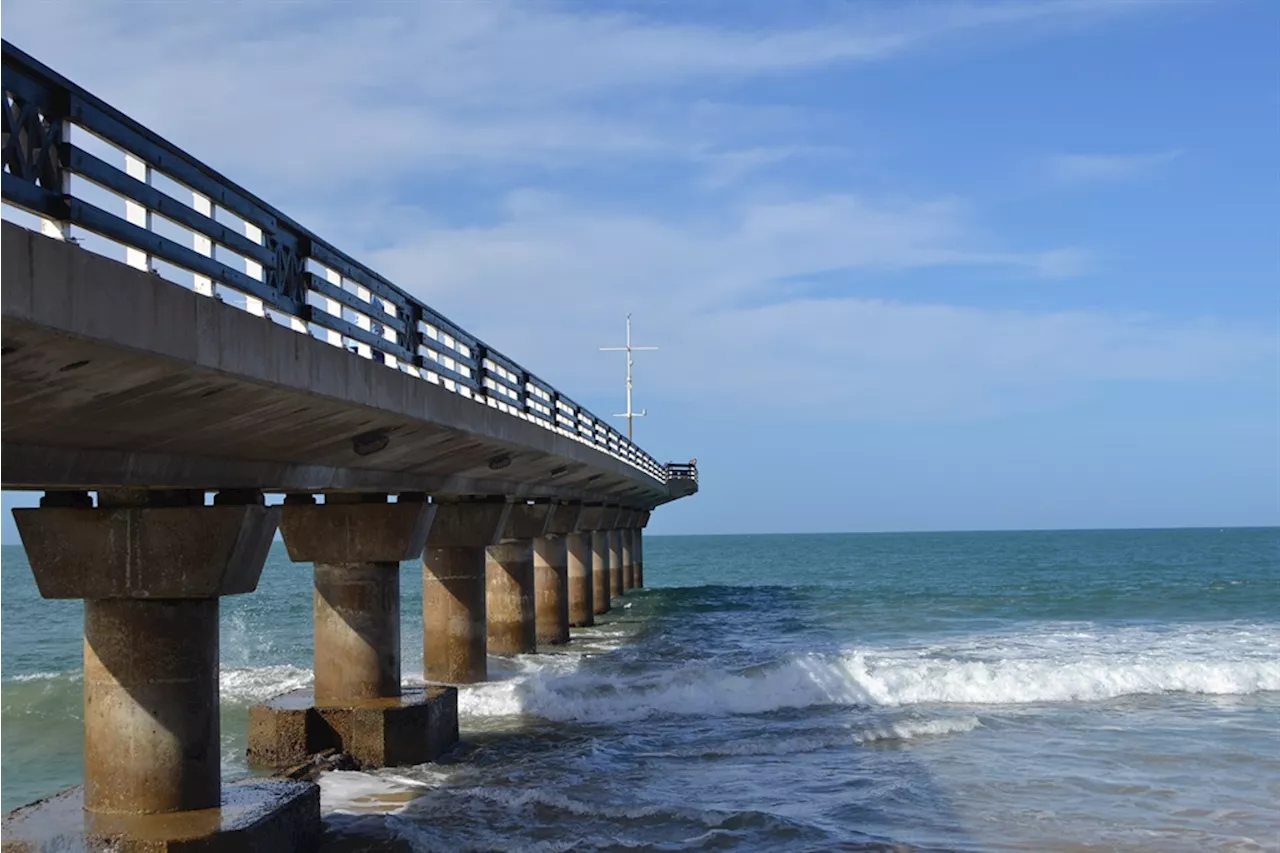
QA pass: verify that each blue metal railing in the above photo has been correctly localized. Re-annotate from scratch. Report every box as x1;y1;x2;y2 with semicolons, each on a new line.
1;40;667;483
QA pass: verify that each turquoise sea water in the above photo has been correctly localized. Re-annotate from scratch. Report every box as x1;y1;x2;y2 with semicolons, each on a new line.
3;529;1278;851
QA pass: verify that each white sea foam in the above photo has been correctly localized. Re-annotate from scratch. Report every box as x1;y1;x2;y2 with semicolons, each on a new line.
219;664;313;701
5;671;74;682
320;769;443;814
458;624;1280;722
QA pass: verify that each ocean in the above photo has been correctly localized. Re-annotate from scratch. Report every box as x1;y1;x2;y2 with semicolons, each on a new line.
2;529;1278;852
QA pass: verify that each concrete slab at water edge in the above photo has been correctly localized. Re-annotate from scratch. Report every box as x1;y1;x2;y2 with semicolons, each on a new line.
1;779;319;852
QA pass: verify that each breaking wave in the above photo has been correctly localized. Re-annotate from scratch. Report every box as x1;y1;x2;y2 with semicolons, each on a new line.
459;624;1280;722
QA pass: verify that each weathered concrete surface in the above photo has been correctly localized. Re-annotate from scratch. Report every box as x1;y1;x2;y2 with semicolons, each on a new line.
1;222;673;507
591;530;611;614
421;502;509;683
533;536;569;645
85;598;221;814
13;504;278;599
486;541;536;655
423;545;488;683
502;502;552;540
429;501;511;549
0;778;320;852
621;527;636;591
246;687;457;768
544;502;581;536
608;530;624;600
566;532;594;627
312;562;401;703
12;499;276;819
279;498;435;563
634;528;644;588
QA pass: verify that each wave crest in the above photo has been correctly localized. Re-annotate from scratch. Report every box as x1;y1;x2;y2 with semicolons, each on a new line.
460;645;1280;723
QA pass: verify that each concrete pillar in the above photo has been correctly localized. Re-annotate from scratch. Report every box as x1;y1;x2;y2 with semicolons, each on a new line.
635;527;645;588
245;493;458;771
591;530;611;614
486;540;536;655
84;596;220;813
609;529;624;599
424;545;488;683
312;561;400;702
566;532;594;627
621;527;636;591
534;536;570;645
423;501;511;684
8;489;319;851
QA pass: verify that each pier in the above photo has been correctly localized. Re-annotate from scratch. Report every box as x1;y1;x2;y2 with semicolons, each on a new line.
0;40;696;851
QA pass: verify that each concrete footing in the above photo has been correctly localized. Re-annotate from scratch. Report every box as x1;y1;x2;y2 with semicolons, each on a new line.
246;686;458;768
566;532;593;627
0;779;320;853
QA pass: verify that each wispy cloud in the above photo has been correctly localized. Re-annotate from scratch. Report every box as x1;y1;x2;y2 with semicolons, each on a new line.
2;0;1162;196
3;0;1249;427
1045;150;1184;184
346;194;1270;422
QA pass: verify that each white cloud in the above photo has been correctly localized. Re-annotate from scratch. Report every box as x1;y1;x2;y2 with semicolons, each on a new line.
4;0;1256;427
344;195;1272;422
2;0;1159;196
1046;150;1184;183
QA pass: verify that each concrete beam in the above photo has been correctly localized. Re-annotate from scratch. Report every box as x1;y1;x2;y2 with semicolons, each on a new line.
544;502;582;536
14;503;277;599
428;501;512;548
501;502;553;541
2;222;674;508
279;497;435;563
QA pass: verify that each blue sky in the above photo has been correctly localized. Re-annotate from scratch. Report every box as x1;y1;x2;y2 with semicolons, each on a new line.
2;0;1277;539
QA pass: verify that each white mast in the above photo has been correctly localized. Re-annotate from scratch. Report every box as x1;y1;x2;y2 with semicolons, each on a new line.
599;313;658;441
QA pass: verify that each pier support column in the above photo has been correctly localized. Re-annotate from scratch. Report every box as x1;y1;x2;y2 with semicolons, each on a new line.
6;489;320;851
487;540;536;655
423;501;512;683
592;530;612;614
247;494;458;770
635;511;650;588
609;527;624;600
487;502;553;655
533;536;569;645
534;503;576;645
620;512;636;591
581;506;619;614
566;530;594;627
